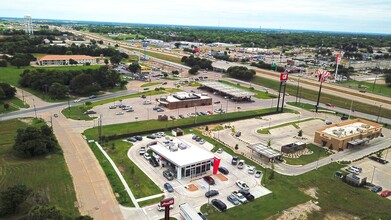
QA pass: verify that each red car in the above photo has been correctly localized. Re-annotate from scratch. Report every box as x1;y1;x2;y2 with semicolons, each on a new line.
380;190;391;197
203;176;215;185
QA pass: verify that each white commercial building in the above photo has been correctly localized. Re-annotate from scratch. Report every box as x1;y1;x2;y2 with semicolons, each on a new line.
149;139;215;180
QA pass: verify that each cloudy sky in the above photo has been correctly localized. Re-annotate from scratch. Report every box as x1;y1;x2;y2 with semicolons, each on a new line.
2;0;391;34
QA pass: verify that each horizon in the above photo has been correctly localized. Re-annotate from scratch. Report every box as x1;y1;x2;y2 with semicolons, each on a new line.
1;0;390;34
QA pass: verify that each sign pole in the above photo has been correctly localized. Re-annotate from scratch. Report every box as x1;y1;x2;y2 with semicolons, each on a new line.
280;82;287;113
315;80;323;113
276;82;282;112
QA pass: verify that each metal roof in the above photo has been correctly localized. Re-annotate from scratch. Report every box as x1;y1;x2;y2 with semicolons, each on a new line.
348;138;370;146
247;143;282;159
199;81;255;98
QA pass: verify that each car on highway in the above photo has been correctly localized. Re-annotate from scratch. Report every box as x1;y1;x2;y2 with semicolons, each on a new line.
74;99;81;103
88;95;96;99
239;189;255;201
218;167;229;175
203;176;215;185
236;180;249;191
380;190;391;197
227;195;240;205
164;183;174;192
143;153;151;160
211;199;227;212
205;190;219;198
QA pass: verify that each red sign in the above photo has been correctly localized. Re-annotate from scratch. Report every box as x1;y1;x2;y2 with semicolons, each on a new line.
212;157;221;175
280;72;288;82
160;197;174;207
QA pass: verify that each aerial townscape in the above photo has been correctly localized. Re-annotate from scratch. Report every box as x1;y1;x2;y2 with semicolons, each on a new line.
1;1;391;220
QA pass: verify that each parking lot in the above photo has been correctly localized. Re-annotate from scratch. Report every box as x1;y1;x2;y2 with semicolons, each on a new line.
127;134;271;219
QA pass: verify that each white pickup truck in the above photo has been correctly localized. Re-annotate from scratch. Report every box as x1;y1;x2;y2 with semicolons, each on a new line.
231;191;248;204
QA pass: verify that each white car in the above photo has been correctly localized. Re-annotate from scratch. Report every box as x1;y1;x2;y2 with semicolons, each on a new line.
143;153;151;160
231;191;248;203
255;170;262;178
73;99;81;103
236;180;249;191
248;166;255;174
217;148;223;153
115;112;124;115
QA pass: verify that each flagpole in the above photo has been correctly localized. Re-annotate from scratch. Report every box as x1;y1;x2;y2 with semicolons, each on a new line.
348;100;353;119
334;54;341;82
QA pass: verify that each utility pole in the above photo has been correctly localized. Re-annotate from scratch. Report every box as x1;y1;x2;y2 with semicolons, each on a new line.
376;105;382;123
22;90;25;106
371;166;376;183
295;77;300;104
98;115;103;142
32;98;37;118
67;96;71;118
280;82;287;113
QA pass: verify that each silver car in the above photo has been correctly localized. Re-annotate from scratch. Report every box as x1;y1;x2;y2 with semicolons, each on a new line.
227;194;239;205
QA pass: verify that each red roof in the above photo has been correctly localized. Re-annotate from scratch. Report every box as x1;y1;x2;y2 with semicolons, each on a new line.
38;55;95;61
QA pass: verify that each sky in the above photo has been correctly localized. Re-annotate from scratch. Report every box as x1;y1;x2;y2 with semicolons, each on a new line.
1;0;391;34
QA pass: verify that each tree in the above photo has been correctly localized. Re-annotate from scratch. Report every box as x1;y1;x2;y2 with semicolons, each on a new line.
298;130;303;137
385;74;391;87
65;50;73;55
3;103;9;111
227;66;256;80
128;63;141;73
85;101;92;106
269;163;275;180
174;42;181;48
163;72;168;77
10;58;27;68
69;59;78;65
70;74;101;95
0;184;32;216
0;83;16;99
110;55;122;65
376;150;383;158
0;60;7;67
104;59;109;65
28;205;64;220
189;65;200;75
172;70;179;75
49;83;68;99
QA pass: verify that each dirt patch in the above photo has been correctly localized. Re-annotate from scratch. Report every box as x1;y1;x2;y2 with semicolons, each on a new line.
271;200;320;220
324;212;360;220
215;173;228;181
302;187;318;199
18;118;33;125
185;184;198;192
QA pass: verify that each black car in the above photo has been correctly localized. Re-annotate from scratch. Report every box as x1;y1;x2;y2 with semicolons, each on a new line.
205;190;219;198
211;199;227;212
239;189;255;201
341;115;349;120
218;167;229;175
231;156;239;165
198;212;207;220
149;158;159;167
135;136;143;141
127;137;137;142
147;135;156;139
203;176;215;185
178;114;185;119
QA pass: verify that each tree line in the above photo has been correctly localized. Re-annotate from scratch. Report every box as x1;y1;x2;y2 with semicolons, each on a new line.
19;66;124;98
251;61;286;72
226;66;256;80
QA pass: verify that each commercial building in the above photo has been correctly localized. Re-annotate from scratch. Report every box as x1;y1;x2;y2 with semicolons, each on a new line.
314;118;382;151
148;139;215;180
199;81;255;102
247;143;282;162
37;55;97;66
158;92;212;109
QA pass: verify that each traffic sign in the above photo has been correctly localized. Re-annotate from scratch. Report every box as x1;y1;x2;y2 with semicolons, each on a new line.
280;72;288;82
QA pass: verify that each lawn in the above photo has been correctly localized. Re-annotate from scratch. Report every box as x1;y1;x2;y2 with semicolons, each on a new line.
201;162;391;219
257;118;316;134
283;144;331;165
0;97;29;114
0;118;79;218
138;196;164;207
339;80;391;97
141;82;161;87
220;80;276;99
61;105;97;121
286;102;329;112
249;75;391;119
130;48;182;64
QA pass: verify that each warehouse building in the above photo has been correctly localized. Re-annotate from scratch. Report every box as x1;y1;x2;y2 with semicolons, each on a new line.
158;92;212;109
37;55;97;66
148;139;215;180
314;118;382;151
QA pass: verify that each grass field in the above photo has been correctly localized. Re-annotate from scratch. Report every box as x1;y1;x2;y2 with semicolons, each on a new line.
0;118;79;218
141;82;161;87
201;162;391;219
130;48;182;64
0;97;29;114
284;144;331;165
257;118;316;134
286;102;329;112
249;75;391;120
340;80;391;97
220;80;276;99
138;196;164;207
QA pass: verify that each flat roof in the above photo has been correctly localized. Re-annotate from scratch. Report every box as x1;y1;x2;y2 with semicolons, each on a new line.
149;139;215;167
163;92;211;103
322;122;374;138
199;81;255;98
247;143;282;159
39;55;95;61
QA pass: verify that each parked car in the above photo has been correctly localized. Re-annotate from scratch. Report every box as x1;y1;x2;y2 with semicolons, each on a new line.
116;112;124;115
237;160;245;169
198;212;207;220
368;155;389;164
236;180;249;191
325;121;332;125
371;185;383;193
144;100;152;105
199;139;206;145
217;148;223;153
53;113;58;117
153;106;161;110
203;176;215;185
170;115;176;120
380;190;391;197
84;110;96;114
126;108;134;112
254;170;262;178
341;115;349;120
157;203;173;211
163;170;175;181
239;189;255;201
135;136;143;141
205;190;219;198
211;199;226;212
139;147;145;155
127;137;137;142
143;153;151;160
164;183;174;192
235;131;241;137
227;195;240;205
248;166;255;174
147;134;156;139
178;114;185;119
218;167;229;175
231;156;239;165
109;105;117;109
149;157;159;167
231;191;248;203
157;108;164;112
350;165;362;173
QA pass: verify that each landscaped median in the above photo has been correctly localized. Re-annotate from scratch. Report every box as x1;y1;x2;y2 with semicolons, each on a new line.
0;97;29;114
283;143;331;165
257;118;316;134
61;88;181;120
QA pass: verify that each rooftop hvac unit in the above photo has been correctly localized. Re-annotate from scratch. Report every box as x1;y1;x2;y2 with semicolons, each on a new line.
178;143;187;150
361;124;370;129
169;145;178;152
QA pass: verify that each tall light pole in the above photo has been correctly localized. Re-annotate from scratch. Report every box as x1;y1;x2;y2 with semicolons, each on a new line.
295;77;300;104
371;166;376;184
32;98;37;118
376;105;382;123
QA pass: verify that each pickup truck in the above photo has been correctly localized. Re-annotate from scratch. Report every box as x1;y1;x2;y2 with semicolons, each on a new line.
231;191;248;204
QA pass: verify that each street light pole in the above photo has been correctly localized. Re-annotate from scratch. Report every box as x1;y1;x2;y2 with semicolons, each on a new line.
32;98;37;118
376;105;382;123
371;166;376;183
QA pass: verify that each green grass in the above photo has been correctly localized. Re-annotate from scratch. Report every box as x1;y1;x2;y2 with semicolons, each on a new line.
201;162;391;219
340;80;391;97
286;102;329;112
130;49;182;64
284;144;331;165
138;196;164;207
0;118;79;218
220;80;276;99
100;139;161;199
62;89;181;120
84;108;292;140
249;75;391;120
257;118;316;134
87;143;133;206
0;97;29;114
141;82;161;87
